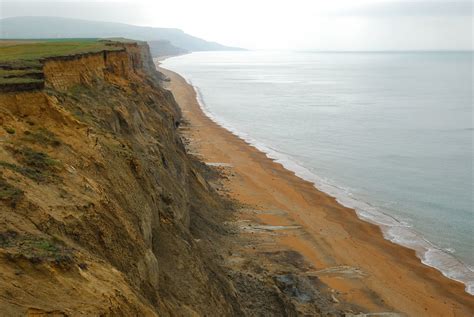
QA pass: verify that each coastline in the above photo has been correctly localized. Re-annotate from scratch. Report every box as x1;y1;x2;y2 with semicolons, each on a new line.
156;64;474;316
189;81;474;295
188;76;473;294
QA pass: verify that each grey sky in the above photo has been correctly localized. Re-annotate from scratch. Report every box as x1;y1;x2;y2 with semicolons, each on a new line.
335;1;473;17
1;0;472;50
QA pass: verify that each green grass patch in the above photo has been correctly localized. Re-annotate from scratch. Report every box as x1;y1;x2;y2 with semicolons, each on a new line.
11;146;59;169
0;39;129;86
34;239;59;253
0;232;74;265
0;77;43;84
0;161;45;182
4;126;15;134
0;176;24;206
23;128;61;147
0;39;120;63
0;68;43;77
1;146;60;182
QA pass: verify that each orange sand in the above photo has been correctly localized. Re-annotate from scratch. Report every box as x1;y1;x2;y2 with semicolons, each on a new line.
159;66;474;316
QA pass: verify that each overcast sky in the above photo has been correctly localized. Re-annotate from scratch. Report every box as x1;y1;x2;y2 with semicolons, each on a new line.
1;0;472;50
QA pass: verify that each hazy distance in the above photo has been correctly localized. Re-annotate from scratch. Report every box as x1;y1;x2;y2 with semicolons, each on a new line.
1;0;472;50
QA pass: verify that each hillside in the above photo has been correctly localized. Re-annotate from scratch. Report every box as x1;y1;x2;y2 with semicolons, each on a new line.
148;40;188;58
0;40;352;316
0;17;243;54
0;39;241;315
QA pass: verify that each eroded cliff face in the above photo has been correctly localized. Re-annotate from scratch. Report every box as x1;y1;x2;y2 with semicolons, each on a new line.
42;43;151;91
0;42;241;316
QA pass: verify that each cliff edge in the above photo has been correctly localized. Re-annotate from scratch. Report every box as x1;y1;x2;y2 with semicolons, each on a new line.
0;40;244;316
0;40;359;317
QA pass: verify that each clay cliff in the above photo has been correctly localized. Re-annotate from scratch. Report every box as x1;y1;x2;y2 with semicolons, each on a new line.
0;41;357;317
0;41;244;316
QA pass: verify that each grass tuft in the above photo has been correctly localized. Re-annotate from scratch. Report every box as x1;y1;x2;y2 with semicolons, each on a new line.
10;146;59;170
0;176;24;206
0;232;74;266
4;126;15;134
22;128;61;147
0;146;60;182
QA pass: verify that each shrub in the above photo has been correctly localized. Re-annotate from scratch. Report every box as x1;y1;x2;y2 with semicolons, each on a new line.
10;146;59;170
0;176;23;206
0;232;74;266
1;146;60;182
4;127;15;134
22;128;61;147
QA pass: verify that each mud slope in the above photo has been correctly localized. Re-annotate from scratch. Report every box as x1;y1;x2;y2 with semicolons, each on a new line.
0;41;365;316
0;41;244;316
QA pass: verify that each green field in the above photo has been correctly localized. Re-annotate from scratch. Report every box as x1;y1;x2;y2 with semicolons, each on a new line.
0;39;121;60
0;39;127;87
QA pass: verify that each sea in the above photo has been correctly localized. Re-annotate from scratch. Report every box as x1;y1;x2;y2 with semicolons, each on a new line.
161;51;473;294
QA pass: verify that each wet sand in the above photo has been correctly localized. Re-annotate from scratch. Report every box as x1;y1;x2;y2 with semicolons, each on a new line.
157;65;474;316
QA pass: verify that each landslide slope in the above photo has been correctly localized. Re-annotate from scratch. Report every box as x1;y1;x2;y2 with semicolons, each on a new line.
0;40;242;316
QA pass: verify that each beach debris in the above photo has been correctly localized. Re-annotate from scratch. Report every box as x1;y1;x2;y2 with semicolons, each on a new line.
274;274;314;303
306;265;367;279
345;313;404;317
205;162;233;167
238;222;301;234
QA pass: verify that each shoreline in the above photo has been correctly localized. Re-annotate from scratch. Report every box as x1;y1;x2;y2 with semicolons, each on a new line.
189;80;474;295
156;63;474;316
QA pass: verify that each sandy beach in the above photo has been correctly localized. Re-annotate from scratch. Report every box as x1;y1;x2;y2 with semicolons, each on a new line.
157;65;474;316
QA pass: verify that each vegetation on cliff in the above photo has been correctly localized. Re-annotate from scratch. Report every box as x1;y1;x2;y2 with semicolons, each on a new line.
0;39;244;315
0;40;354;316
0;39;129;91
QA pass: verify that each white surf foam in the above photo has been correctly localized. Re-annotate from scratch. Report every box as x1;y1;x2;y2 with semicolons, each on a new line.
167;69;474;295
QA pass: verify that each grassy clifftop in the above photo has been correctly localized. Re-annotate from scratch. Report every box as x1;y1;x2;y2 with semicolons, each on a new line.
0;38;346;316
0;39;130;89
0;38;243;315
0;39;117;62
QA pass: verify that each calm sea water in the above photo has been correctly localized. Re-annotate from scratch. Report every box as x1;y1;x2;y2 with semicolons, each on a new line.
161;51;473;293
